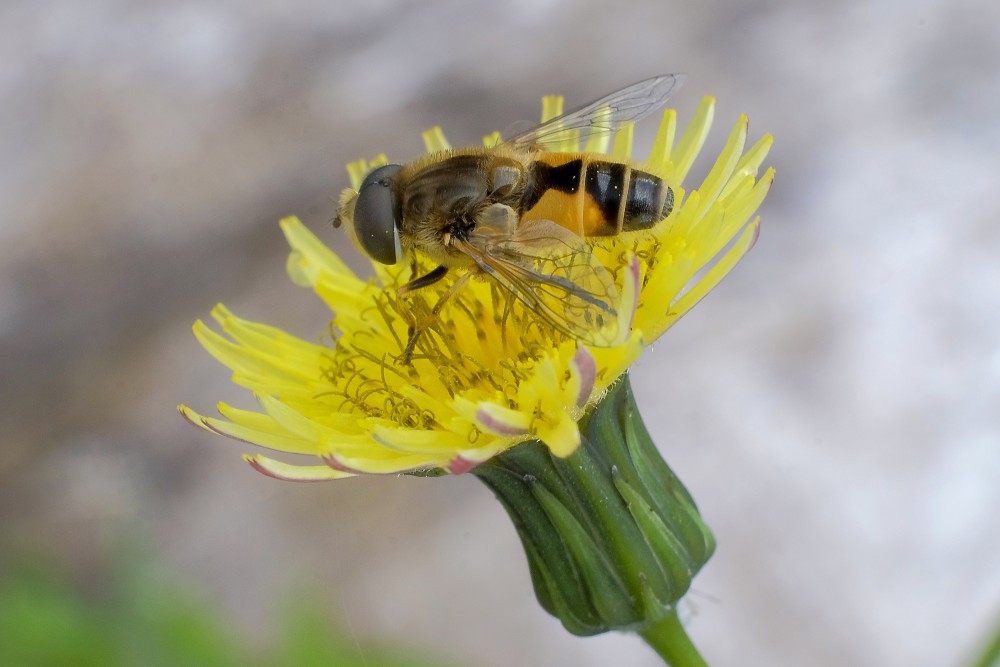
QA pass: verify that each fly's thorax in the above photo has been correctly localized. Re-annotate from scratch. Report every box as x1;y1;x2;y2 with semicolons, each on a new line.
396;148;531;265
521;153;674;237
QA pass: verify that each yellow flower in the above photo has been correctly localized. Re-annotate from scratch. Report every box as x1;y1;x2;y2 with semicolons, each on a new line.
179;95;773;480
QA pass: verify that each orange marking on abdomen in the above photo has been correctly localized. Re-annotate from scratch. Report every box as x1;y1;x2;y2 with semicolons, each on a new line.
523;153;674;238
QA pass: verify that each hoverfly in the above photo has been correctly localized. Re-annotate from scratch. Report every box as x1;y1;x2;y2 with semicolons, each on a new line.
335;74;685;362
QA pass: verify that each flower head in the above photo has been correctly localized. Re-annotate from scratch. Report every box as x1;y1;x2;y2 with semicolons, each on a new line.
180;95;773;480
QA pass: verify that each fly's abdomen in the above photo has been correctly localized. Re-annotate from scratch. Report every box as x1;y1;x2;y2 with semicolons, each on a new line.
583;159;674;235
523;155;674;237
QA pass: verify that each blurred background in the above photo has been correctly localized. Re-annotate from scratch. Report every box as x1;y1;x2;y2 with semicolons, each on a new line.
2;0;999;665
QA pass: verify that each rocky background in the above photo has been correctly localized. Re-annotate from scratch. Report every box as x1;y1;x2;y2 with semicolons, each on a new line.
2;1;998;665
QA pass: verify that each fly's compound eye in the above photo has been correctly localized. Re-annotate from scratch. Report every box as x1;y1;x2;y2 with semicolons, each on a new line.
353;164;403;265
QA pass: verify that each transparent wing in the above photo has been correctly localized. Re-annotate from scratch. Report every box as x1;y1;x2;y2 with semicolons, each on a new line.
456;219;623;346
505;74;685;152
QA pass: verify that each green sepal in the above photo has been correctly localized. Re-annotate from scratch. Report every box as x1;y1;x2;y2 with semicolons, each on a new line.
613;468;696;605
527;478;636;627
621;394;716;564
470;463;606;634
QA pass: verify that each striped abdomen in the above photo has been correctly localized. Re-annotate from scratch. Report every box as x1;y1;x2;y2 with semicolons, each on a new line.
520;155;674;237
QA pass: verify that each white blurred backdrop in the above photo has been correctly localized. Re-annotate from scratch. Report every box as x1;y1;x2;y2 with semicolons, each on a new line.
2;1;999;665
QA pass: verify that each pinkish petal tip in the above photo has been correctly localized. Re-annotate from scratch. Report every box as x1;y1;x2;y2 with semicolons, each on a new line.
447;456;479;475
177;405;199;427
628;252;642;280
244;456;305;482
245;456;350;483
178;405;254;445
246;456;287;480
476;408;530;437
572;347;597;407
321;454;365;474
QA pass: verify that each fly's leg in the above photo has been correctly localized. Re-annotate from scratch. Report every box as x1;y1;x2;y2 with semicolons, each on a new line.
402;270;474;364
396;265;448;360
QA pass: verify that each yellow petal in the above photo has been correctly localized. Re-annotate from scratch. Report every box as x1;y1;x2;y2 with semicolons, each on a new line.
482;130;502;147
671;96;715;183
178;404;312;454
541;95;564;122
722;134;773;200
322;450;441;475
370;423;474;454
647;109;677;174
280;216;360;287
536;411;581;458
422;126;451;152
653;219;760;339
611;121;634;159
687;115;747;224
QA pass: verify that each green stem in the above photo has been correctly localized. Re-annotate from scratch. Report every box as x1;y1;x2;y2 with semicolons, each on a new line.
639;611;709;667
968;604;1000;667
